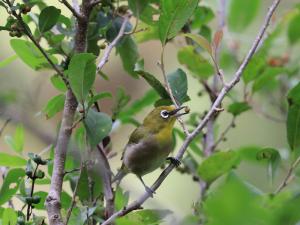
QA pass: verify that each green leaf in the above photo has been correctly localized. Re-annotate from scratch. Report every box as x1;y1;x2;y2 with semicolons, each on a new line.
252;67;286;93
0;153;26;167
183;33;212;56
228;0;261;32
287;104;300;151
0;168;25;205
4;124;24;153
191;6;215;29
204;173;268;225
242;55;265;84
115;187;129;211
2;208;17;225
117;37;139;78
0;55;18;68
177;46;214;79
167;68;190;104
88;92;112;108
33;191;48;210
198;151;240;184
116;209;171;225
227;102;251;116
76;167;90;202
83;109;112;147
112;88;131;119
287;82;300;106
38;6;61;33
237;146;262;162
118;89;159;123
159;0;199;44
42;94;65;119
128;0;150;16
174;128;202;156
256;147;280;183
67;53;97;103
50;75;67;92
288;13;300;45
10;39;57;70
135;66;170;99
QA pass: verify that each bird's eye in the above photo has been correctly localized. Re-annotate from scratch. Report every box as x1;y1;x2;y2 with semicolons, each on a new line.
160;110;169;119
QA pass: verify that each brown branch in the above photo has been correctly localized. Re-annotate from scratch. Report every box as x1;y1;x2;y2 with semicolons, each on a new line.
100;0;281;223
97;14;131;71
46;0;94;224
59;0;82;19
65;163;83;225
274;155;300;194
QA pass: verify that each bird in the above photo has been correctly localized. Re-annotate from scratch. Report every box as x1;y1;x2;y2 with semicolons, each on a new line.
113;105;189;195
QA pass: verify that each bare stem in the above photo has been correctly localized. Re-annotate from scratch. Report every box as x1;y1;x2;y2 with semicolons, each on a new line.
59;0;82;19
100;0;281;223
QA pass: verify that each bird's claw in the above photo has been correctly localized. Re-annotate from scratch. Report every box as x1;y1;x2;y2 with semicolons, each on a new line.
145;186;155;198
166;157;181;167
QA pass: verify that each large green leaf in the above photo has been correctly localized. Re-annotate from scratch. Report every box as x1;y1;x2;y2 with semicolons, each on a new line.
2;208;17;225
228;0;261;32
4;124;24;153
167;68;190;104
159;0;199;44
42;94;65;119
204;173;268;225
0;168;25;205
83;109;112;147
197;151;240;184
177;46;214;79
39;6;61;33
0;153;26;167
117;37;139;78
288;13;300;45
67;53;96;103
10;39;57;70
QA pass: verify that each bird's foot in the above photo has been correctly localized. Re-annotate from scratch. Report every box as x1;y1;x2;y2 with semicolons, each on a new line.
145;186;156;198
166;157;181;167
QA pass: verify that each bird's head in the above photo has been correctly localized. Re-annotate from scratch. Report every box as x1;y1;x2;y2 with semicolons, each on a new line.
143;105;189;133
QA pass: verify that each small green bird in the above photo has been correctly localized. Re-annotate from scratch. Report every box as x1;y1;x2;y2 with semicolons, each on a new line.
114;105;189;195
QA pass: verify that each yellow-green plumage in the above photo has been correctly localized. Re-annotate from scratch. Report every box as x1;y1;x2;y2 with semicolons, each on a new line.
114;105;188;194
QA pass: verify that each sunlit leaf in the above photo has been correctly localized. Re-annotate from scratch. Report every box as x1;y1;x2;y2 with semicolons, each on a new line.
2;208;17;225
42;94;65;119
0;153;26;167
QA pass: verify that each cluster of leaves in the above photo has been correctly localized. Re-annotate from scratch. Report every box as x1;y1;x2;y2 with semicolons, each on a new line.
0;0;300;224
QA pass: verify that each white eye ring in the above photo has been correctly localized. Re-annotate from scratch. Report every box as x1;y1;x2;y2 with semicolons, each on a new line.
160;110;169;119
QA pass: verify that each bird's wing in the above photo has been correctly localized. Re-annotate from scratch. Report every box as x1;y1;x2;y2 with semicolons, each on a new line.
121;126;148;160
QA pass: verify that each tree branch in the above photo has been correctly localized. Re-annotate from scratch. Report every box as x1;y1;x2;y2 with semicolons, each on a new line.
100;0;281;223
97;14;131;72
59;0;83;19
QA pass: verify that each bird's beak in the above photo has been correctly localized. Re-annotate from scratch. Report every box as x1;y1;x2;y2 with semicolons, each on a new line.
169;106;190;117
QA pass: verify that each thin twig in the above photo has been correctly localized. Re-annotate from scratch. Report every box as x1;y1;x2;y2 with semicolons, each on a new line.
65;163;83;225
59;0;83;19
100;1;281;223
0;118;11;137
159;47;190;136
213;116;236;149
274;156;300;194
97;14;131;71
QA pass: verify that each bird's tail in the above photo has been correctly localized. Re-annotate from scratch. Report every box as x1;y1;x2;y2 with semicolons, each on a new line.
112;167;128;185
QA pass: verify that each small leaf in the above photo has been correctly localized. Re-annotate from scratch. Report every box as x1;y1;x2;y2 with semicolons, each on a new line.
4;124;24;153
42;94;65;119
0;168;25;205
288;13;300;45
183;33;212;56
159;0;199;44
115;187;129;211
112;88;131;119
227;102;251;116
198;151;240;184
0;153;26;167
256;147;280;183
167;68;190;104
76;167;90;202
287;104;300;151
83;109;112;147
287;81;300;106
50;75;67;92
39;6;61;33
2;208;17;225
0;55;18;68
212;30;223;56
88;92;112;108
135;67;170;99
177;46;214;79
117;37;139;78
242;54;265;84
228;0;261;32
67;53;96;103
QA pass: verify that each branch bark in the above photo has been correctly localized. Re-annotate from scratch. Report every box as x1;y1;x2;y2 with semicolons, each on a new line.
101;0;281;223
